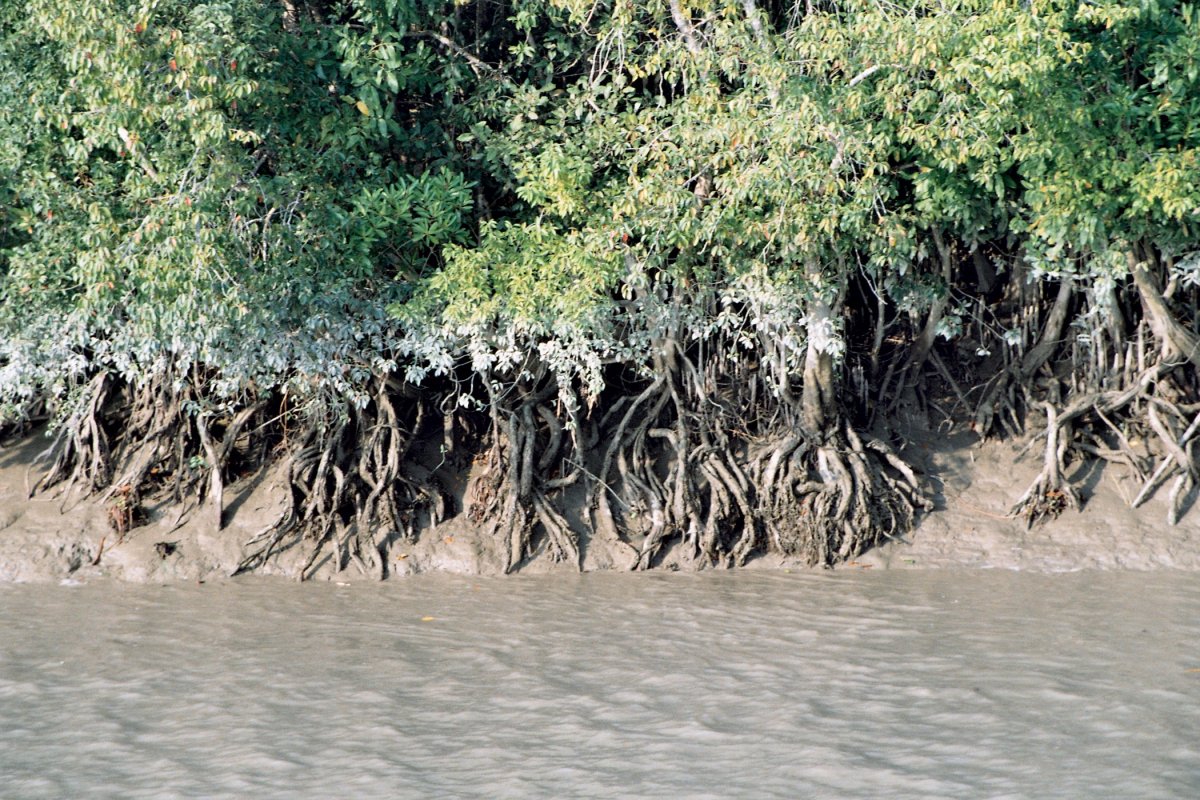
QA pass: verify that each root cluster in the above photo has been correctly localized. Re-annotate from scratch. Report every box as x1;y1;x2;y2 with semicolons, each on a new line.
235;377;437;579
27;253;1200;576
950;251;1200;529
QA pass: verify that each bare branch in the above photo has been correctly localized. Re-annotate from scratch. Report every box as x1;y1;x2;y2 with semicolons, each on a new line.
848;64;882;86
743;0;766;43
668;0;703;55
411;30;500;78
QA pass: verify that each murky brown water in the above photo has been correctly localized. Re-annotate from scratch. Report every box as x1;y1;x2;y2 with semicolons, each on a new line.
1;571;1198;798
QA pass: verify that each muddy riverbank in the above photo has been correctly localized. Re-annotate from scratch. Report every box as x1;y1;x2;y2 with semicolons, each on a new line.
1;424;1198;583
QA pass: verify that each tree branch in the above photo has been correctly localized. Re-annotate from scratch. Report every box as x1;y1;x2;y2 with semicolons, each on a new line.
668;0;703;55
411;30;500;78
1129;251;1200;372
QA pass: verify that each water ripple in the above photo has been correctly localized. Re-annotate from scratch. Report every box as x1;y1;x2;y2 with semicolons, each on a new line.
1;571;1198;798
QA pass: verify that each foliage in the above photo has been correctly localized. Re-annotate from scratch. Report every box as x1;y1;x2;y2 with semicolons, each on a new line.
3;0;1200;569
0;0;473;417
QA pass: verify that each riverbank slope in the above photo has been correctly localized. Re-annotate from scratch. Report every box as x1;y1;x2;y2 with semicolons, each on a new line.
1;424;1197;583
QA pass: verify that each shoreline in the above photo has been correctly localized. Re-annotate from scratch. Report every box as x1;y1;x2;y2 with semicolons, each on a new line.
2;426;1198;584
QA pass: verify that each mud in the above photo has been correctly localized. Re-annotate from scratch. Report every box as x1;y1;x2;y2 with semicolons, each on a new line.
1;423;1197;583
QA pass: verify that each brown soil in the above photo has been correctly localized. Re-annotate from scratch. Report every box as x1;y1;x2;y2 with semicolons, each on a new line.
1;423;1197;583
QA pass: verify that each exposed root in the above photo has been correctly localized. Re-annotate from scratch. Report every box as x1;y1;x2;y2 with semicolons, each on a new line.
11;350;939;577
106;484;145;538
955;253;1200;529
594;362;752;570
236;377;436;580
42;253;1200;578
973;276;1075;439
33;373;117;495
465;372;582;574
31;371;256;527
1009;403;1081;527
533;493;579;567
590;336;931;569
757;422;930;565
1007;362;1199;527
20;365;447;580
1132;402;1200;525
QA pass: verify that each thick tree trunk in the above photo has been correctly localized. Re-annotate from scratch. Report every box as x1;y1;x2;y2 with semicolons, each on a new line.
801;280;838;441
906;227;953;377
1020;275;1074;380
971;249;996;294
1129;251;1200;371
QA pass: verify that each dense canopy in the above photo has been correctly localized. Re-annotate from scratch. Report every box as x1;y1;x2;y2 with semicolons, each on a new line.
2;0;1199;575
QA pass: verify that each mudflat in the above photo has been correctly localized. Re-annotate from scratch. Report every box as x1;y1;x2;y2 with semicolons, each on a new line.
1;424;1198;584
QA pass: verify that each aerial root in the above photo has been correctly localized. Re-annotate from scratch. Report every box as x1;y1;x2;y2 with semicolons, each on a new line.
1009;403;1081;527
1132;402;1200;525
232;381;434;579
1007;362;1197;527
758;422;928;566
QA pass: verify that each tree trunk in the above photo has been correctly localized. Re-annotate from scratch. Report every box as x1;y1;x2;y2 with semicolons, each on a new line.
906;227;954;377
1020;275;1074;380
802;261;839;441
971;249;996;294
1129;251;1200;371
669;0;702;55
801;319;835;439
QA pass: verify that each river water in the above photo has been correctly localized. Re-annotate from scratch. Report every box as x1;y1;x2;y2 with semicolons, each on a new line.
1;570;1197;799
